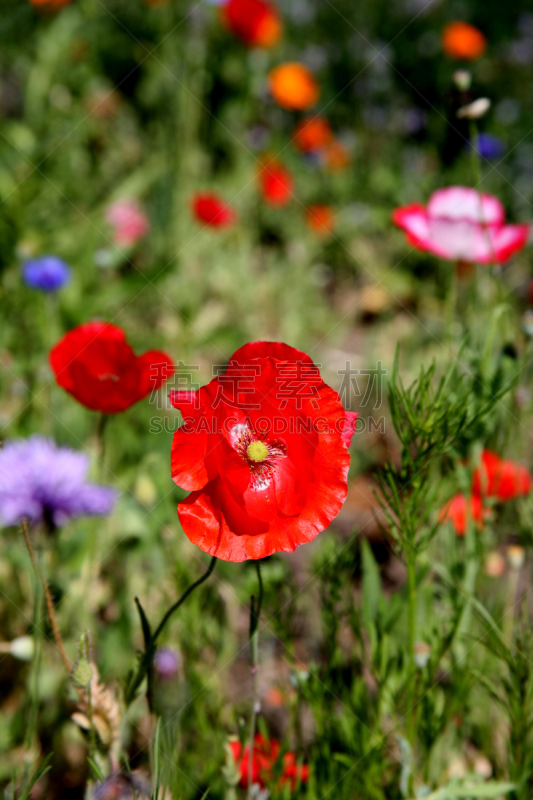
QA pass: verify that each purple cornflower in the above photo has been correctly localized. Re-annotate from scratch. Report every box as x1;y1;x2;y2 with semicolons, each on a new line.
0;436;116;529
153;647;182;682
22;255;71;292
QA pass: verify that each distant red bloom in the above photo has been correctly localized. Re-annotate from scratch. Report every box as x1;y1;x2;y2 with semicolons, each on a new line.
192;193;236;228
323;139;351;171
442;22;486;60
259;161;294;206
50;322;174;414
29;0;72;8
222;0;281;48
440;493;486;536
268;63;319;111
306;204;335;237
393;187;530;265
293;117;332;153
170;342;356;562
472;450;532;502
229;735;309;789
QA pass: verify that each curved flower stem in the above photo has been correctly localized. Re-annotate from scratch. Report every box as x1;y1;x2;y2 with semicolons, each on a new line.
22;518;71;674
247;562;263;800
125;555;217;708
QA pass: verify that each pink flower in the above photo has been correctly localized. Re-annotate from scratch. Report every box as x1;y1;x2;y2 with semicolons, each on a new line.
105;200;150;247
393;186;530;265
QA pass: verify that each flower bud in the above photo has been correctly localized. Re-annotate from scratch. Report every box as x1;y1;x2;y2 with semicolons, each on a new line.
414;641;431;668
457;98;491;119
506;544;525;571
484;551;506;577
453;69;472;90
10;636;35;661
71;658;94;689
153;648;182;682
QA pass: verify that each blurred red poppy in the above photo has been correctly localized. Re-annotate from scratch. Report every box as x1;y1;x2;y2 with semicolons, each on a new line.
50;322;174;414
323;139;351;171
29;0;72;8
192;193;236;228
259;160;293;206
170;341;356;562
229;735;309;789
306;204;335;236
293;117;332;153
268;63;319;111
222;0;281;48
442;22;486;60
472;450;532;502
439;493;486;536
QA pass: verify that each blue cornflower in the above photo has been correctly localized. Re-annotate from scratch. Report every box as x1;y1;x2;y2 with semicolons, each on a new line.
0;436;116;528
469;133;506;161
22;255;71;293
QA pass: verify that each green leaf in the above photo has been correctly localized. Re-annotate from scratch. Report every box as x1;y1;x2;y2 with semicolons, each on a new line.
361;538;381;626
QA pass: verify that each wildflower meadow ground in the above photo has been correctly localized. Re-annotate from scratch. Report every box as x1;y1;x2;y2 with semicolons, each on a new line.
1;1;533;799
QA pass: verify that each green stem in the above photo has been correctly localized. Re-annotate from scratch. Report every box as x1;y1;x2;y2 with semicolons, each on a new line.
125;556;217;707
406;553;417;732
247;562;263;800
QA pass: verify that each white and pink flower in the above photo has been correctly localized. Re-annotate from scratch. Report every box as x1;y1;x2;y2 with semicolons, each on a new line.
393;186;530;265
105;199;150;248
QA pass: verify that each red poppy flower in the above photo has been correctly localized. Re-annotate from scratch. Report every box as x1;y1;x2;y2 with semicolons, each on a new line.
192;193;236;228
222;0;282;48
306;204;335;237
442;22;486;61
259;160;294;207
29;0;72;8
293;117;332;153
170;342;356;562
268;63;319;111
50;322;174;414
439;493;486;536
229;735;309;789
472;450;532;501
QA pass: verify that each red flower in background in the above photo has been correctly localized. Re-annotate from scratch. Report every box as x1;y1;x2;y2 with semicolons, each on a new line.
268;63;319;111
259;160;294;207
472;449;532;501
392;187;530;265
29;0;72;8
439;493;486;536
442;22;486;60
229;735;309;789
170;342;357;562
192;193;236;228
306;204;335;237
440;449;531;535
222;0;281;48
293;117;332;153
50;322;174;414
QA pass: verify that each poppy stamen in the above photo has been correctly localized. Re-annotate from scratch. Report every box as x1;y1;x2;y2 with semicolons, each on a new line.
247;441;269;463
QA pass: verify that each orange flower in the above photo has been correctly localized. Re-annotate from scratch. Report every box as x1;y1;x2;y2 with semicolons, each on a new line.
29;0;72;7
293;117;332;152
306;205;335;237
442;22;486;60
323;139;351;171
259;160;293;206
223;0;281;48
268;63;319;111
